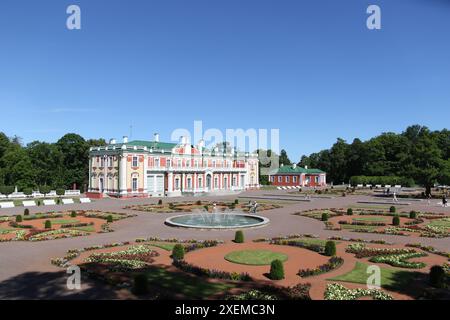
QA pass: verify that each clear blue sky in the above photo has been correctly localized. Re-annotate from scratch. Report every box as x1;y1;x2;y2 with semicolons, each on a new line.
1;0;449;161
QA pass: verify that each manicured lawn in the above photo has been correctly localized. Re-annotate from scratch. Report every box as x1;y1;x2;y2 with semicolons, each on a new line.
352;216;387;222
427;218;450;229
328;262;418;290
148;242;177;251
341;224;378;231
144;267;234;299
224;249;288;265
288;237;331;247
50;219;80;224
71;225;96;232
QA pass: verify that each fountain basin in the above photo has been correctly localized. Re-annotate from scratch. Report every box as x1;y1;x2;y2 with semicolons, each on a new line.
165;213;269;229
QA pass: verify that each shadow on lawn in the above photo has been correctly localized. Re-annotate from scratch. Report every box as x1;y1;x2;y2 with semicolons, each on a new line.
384;270;450;300
0;270;123;300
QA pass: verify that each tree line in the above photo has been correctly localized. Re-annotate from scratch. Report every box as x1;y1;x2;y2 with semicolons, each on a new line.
0;132;106;194
297;125;450;193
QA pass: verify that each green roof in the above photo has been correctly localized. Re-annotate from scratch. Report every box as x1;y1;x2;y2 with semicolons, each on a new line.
272;165;325;175
126;140;177;151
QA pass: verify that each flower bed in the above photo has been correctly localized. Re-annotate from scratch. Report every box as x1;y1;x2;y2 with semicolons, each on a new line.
28;228;89;241
346;243;416;258
172;259;252;281
298;256;344;277
369;252;427;269
324;283;393;300
405;243;450;258
226;283;311;300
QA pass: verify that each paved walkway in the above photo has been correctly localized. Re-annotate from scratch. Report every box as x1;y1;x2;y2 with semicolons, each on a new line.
0;189;449;299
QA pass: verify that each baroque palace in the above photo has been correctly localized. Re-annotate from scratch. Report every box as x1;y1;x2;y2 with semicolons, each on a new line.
87;134;259;198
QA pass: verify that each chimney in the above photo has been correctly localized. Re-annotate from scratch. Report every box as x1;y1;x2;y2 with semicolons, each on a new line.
123;136;128;143
109;138;116;145
154;133;160;142
180;136;186;145
198;139;205;149
292;163;297;169
305;165;308;169
280;163;284;167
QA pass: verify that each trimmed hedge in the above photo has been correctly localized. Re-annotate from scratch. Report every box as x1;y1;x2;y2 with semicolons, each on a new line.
44;220;52;229
234;230;244;243
321;213;329;221
346;208;353;216
392;216;400;226
429;265;446;288
269;259;285;280
172;244;185;260
324;241;337;256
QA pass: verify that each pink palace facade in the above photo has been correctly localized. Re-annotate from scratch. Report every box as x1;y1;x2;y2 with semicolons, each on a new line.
87;134;259;198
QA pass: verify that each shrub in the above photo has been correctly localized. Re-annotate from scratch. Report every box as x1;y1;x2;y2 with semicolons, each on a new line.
324;241;337;256
71;211;77;218
22;188;33;196
132;273;149;295
429;266;446;288
269;260;285;280
106;215;113;223
15;215;23;223
172;244;185;260
37;200;41;206
390;206;396;213
346;208;353;216
157;199;163;205
392;215;400;226
196;200;202;205
39;185;51;195
44;220;52;229
56;189;65;196
234;230;244;243
321;212;329;221
234;199;239;204
409;211;417;219
24;208;30;216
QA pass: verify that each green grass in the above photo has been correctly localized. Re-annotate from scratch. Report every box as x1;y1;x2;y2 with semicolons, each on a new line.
288;237;331;247
50;219;80;224
328;262;418;291
427;218;450;229
352;216;387;222
71;225;96;232
144;267;234;299
224;249;288;266
148;242;177;251
341;224;378;231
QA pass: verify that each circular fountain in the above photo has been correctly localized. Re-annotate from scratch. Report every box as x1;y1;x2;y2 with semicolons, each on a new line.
165;212;269;229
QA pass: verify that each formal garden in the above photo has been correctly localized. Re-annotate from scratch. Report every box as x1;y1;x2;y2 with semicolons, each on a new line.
124;200;283;213
297;206;450;238
50;231;450;300
0;210;134;242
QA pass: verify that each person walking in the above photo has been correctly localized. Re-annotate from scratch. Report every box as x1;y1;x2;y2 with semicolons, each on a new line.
427;193;431;206
393;192;398;203
443;195;448;208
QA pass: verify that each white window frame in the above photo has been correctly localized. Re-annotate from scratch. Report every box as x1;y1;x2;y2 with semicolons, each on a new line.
132;156;138;167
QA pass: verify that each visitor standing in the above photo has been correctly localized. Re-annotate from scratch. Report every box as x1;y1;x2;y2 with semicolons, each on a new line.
393;192;398;203
443;195;448;208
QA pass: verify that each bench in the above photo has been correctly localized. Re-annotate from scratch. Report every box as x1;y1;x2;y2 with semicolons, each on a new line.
43;199;56;206
0;202;15;208
62;198;74;205
79;198;91;203
23;200;36;207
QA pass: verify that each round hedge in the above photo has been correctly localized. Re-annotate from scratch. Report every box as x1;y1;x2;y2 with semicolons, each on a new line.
172;244;185;260
269;259;285;280
234;230;244;243
324;241;337;256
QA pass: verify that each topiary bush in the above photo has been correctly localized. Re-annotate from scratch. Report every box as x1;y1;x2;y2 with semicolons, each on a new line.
71;211;77;218
44;220;52;229
324;241;337;256
234;230;244;243
24;208;30;216
390;206;396;213
346;208;353;216
15;215;23;223
234;199;239;204
172;244;185;260
269;259;285;280
196;200;202;205
321;212;329;221
409;211;417;219
392;215;400;226
106;215;113;223
429;265;446;288
132;273;149;295
157;199;163;205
